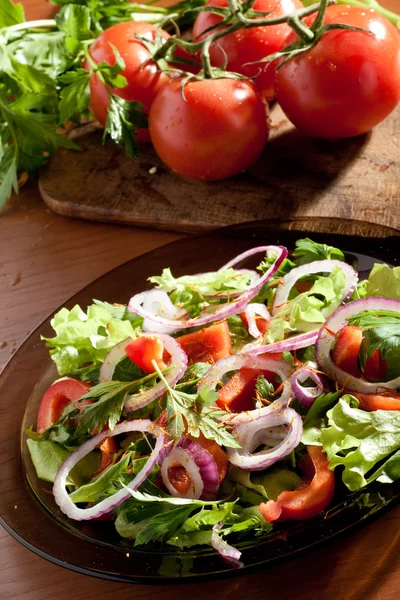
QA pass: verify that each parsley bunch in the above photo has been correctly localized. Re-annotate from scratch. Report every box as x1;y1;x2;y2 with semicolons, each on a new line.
0;0;205;208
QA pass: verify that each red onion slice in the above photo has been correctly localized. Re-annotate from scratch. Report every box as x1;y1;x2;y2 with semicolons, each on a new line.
240;330;319;356
128;246;287;331
199;354;292;394
226;406;303;471
53;419;166;521
220;246;279;271
315;297;400;394
124;333;188;411
223;382;293;426
244;303;271;338
211;522;243;568
140;290;187;334
160;437;219;500
99;337;133;383
273;259;358;317
290;367;325;408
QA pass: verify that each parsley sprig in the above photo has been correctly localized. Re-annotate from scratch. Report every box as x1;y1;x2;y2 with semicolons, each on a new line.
347;310;400;371
153;361;241;448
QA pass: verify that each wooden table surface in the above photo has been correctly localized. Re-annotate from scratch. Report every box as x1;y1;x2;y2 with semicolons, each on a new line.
1;1;399;598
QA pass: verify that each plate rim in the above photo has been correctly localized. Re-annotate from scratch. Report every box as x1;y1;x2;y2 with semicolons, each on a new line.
1;216;400;584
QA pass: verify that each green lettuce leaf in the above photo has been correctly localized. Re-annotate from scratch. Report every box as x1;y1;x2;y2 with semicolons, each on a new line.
366;264;400;299
42;303;141;375
26;438;99;485
320;396;400;491
229;465;302;501
265;266;346;343
148;268;255;317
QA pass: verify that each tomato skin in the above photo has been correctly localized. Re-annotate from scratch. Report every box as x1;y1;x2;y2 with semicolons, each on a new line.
217;365;280;412
331;325;363;378
192;0;303;101
149;78;269;180
87;22;171;142
275;6;400;138
37;379;91;433
125;336;167;373
176;321;232;365
348;391;400;411
98;437;119;472
331;325;387;381
259;446;335;522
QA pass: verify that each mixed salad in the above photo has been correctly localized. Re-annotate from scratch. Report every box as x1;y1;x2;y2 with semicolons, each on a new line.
26;238;400;565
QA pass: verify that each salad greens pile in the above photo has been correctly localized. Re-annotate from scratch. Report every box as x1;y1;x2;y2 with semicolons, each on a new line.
26;237;400;557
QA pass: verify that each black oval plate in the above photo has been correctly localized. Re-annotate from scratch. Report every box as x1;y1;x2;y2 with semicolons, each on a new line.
1;217;399;583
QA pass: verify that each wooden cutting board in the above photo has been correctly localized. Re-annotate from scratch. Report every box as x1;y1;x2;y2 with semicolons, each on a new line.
39;103;400;233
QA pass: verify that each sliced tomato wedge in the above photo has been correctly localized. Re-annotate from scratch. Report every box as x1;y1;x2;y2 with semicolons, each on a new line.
125;335;167;373
348;390;400;411
217;363;281;413
176;321;232;365
363;349;387;382
98;437;119;473
331;325;363;378
259;446;335;522
331;325;387;381
37;378;91;434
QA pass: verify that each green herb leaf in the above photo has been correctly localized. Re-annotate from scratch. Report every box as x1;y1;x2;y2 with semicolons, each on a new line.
55;4;94;41
347;310;400;361
155;363;240;448
0;0;24;28
0;142;18;208
292;237;345;265
135;505;197;545
58;68;91;123
103;95;147;159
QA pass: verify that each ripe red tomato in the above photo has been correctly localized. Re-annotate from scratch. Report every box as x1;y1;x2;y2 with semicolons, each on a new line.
274;6;400;138
331;325;387;381
37;378;91;433
87;22;172;142
125;336;167;373
192;0;303;101
148;78;269;180
176;321;232;365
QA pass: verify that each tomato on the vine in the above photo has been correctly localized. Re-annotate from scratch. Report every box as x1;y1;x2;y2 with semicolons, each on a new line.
87;22;172;142
148;77;269;180
192;0;303;101
274;6;400;138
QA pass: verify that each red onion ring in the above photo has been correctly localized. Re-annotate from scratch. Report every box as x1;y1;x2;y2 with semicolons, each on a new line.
226;405;303;471
160;437;219;500
273;259;358;317
136;290;187;334
53;420;167;521
128;246;287;331
124;333;188;411
244;303;271;338
290;367;325;408
199;354;292;394
315;297;400;394
211;522;243;568
241;330;319;356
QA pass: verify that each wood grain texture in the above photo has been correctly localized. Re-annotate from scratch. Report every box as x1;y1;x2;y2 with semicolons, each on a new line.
39;105;400;233
1;1;400;599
